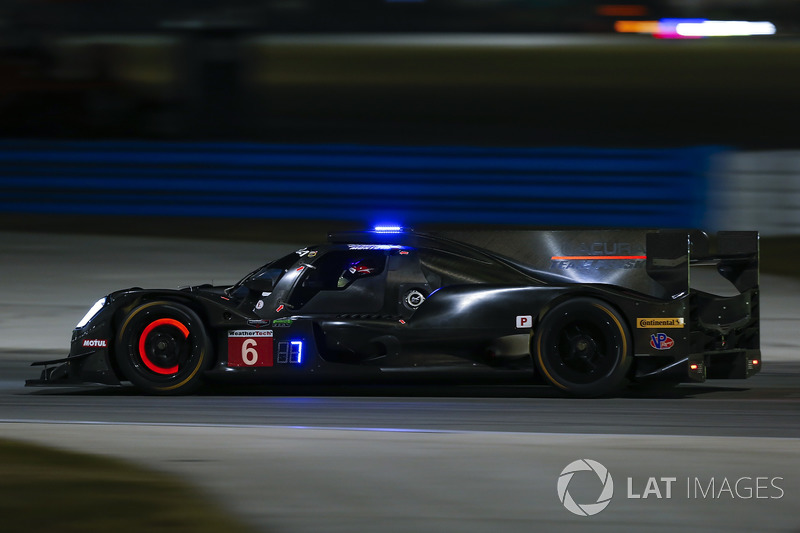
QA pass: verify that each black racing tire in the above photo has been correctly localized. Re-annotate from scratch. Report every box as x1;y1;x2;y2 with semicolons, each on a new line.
533;297;632;398
115;301;213;395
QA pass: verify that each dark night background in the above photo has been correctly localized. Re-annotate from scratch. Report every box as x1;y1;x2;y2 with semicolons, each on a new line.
2;0;799;149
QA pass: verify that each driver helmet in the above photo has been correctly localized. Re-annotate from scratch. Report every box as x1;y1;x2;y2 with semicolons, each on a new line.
337;260;376;288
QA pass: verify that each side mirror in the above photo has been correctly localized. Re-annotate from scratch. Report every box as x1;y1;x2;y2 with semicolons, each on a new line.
244;277;275;293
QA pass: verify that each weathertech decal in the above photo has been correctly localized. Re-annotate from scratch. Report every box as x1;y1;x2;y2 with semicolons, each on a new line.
81;339;108;348
637;318;685;328
227;330;274;367
650;333;675;350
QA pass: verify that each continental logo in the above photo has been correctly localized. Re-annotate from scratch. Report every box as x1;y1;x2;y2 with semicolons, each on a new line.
637;318;685;329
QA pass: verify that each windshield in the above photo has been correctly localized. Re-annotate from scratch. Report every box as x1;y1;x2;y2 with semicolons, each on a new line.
227;252;301;294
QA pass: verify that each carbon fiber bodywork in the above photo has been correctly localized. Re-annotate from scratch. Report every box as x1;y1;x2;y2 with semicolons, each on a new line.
27;229;760;395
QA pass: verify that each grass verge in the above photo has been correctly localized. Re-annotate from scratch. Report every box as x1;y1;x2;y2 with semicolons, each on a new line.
0;438;259;533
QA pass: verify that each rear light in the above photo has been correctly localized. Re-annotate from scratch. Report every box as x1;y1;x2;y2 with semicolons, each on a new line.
752;359;760;366
689;364;699;371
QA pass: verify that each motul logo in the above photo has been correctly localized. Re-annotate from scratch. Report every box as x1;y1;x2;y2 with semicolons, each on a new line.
82;339;108;348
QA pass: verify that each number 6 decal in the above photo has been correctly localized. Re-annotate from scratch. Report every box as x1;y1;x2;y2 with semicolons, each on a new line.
227;330;273;367
242;338;259;365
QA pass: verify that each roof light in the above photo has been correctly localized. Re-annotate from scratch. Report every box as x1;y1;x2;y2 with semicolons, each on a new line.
374;225;404;233
372;224;403;233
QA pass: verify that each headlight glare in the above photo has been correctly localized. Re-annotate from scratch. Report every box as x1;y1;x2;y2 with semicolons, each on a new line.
76;297;107;328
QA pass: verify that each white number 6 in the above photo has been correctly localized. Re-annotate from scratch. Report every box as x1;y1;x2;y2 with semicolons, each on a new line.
242;338;258;365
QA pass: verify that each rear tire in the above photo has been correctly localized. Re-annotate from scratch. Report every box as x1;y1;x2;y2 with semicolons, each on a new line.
533;297;632;398
115;301;212;395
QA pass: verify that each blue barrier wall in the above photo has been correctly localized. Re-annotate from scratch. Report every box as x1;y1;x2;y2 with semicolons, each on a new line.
0;140;718;227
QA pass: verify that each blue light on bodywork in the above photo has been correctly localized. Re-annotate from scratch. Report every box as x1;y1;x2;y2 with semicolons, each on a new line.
291;341;303;363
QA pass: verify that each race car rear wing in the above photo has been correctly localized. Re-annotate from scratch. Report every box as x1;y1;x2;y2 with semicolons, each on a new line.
646;230;759;299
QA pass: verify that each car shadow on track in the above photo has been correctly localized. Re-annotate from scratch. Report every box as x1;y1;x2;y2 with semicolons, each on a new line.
24;381;759;400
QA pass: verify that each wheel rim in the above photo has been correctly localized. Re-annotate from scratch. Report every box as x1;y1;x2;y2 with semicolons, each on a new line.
542;313;623;385
137;318;190;375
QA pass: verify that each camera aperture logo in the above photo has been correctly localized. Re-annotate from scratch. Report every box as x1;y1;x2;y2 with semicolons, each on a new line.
557;459;614;517
557;459;785;517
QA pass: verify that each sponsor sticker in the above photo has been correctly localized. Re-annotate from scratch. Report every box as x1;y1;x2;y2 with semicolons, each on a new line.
227;330;273;367
549;243;647;272
650;333;675;350
516;315;533;328
272;318;292;327
228;330;273;338
637;317;685;329
82;339;108;348
347;244;401;250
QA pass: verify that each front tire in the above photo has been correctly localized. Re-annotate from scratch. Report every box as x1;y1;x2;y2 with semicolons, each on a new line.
115;301;213;395
533;297;632;398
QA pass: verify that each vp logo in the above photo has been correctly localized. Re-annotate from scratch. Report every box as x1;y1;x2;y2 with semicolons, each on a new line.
650;333;675;350
557;459;614;517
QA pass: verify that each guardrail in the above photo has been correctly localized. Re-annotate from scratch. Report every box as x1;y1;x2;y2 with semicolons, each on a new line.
0;140;716;228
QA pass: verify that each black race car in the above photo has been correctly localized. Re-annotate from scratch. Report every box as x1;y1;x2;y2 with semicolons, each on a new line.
27;227;761;397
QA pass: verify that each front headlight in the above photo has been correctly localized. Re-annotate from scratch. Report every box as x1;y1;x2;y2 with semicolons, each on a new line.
76;297;107;328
